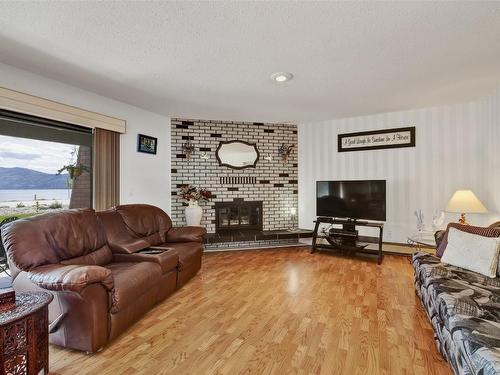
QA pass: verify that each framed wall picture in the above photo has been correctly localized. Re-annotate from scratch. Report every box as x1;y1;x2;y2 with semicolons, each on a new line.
338;126;416;152
137;134;158;154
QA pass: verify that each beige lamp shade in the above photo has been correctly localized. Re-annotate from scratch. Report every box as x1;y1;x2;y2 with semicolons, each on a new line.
445;190;488;213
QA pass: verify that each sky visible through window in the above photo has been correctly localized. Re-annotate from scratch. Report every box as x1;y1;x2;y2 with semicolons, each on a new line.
0;135;74;174
0;135;77;213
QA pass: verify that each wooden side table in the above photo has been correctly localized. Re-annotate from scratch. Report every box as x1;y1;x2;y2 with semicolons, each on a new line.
0;291;53;375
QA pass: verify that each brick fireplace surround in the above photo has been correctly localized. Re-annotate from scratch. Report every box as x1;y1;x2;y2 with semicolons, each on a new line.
170;118;299;242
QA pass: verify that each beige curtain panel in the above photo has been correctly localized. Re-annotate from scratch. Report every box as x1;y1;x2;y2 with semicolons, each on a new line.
94;128;120;210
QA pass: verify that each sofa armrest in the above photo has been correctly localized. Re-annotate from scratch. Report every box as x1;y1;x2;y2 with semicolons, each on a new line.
28;264;114;293
434;230;446;248
108;239;150;254
166;226;206;243
113;253;159;263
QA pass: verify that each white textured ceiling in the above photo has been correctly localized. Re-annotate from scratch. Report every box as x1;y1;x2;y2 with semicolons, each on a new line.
0;2;500;123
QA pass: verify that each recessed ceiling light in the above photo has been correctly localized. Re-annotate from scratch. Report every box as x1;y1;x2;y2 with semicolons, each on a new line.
271;72;293;83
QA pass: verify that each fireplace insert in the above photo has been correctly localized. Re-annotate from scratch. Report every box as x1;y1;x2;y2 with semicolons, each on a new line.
215;200;263;232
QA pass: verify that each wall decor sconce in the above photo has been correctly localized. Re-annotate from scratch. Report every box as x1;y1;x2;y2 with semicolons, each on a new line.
278;143;294;164
182;139;196;160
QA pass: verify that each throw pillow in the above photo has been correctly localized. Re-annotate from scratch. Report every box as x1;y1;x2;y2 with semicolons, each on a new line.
441;227;500;278
436;223;500;257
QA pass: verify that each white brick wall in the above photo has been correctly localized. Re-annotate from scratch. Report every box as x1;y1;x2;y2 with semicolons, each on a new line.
171;119;298;233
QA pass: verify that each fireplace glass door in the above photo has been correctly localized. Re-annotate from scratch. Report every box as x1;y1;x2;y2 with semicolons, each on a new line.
215;201;263;232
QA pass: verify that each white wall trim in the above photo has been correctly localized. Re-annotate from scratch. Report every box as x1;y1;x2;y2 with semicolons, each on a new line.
0;86;126;133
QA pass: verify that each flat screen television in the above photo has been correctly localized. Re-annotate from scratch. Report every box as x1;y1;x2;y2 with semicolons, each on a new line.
316;180;386;221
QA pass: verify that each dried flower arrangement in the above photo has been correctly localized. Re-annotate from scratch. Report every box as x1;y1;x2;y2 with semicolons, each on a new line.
178;184;213;203
278;143;294;163
182;139;196;160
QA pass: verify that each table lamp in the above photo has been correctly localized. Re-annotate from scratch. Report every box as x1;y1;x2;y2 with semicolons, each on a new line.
445;189;488;225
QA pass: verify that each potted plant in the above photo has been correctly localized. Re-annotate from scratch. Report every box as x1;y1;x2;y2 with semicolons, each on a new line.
178;185;213;226
56;147;89;180
57;164;89;180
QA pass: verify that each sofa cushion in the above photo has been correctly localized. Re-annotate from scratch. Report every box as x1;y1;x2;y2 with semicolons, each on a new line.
106;261;162;313
447;315;500;374
1;208;108;272
441;228;500;278
112;249;179;274
414;252;500;373
437;223;500;257
166;227;206;243
60;245;113;266
430;278;500;323
96;210;150;254
152;242;203;270
115;204;172;245
413;252;500;324
413;252;500;289
414;252;500;374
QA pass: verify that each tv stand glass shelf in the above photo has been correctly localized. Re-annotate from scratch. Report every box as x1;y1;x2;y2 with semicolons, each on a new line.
311;217;384;264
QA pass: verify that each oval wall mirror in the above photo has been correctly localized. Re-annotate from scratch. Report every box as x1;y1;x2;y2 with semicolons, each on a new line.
216;140;260;169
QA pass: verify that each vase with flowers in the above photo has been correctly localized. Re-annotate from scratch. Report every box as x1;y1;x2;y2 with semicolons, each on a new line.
178;185;213;226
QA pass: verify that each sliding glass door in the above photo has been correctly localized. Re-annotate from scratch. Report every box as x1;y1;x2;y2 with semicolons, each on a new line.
0;110;93;221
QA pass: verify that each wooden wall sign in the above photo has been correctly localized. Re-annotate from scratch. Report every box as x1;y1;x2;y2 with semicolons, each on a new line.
338;126;415;152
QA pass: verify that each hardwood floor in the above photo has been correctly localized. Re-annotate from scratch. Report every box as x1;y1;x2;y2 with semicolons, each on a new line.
49;247;451;375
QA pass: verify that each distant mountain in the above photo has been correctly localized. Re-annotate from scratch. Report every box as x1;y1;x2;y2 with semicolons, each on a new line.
0;167;70;189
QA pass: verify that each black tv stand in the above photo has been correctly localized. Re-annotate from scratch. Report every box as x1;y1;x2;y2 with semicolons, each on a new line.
311;217;384;264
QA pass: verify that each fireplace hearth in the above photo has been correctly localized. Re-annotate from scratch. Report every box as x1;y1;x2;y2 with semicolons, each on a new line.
215;199;263;232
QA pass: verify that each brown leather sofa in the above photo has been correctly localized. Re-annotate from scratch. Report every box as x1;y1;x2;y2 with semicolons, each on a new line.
1;205;205;353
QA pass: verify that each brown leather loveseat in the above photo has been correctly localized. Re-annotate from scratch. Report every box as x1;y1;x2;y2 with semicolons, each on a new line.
2;205;205;353
97;204;205;287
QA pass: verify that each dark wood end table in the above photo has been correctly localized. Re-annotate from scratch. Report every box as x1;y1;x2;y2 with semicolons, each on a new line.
0;291;53;375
